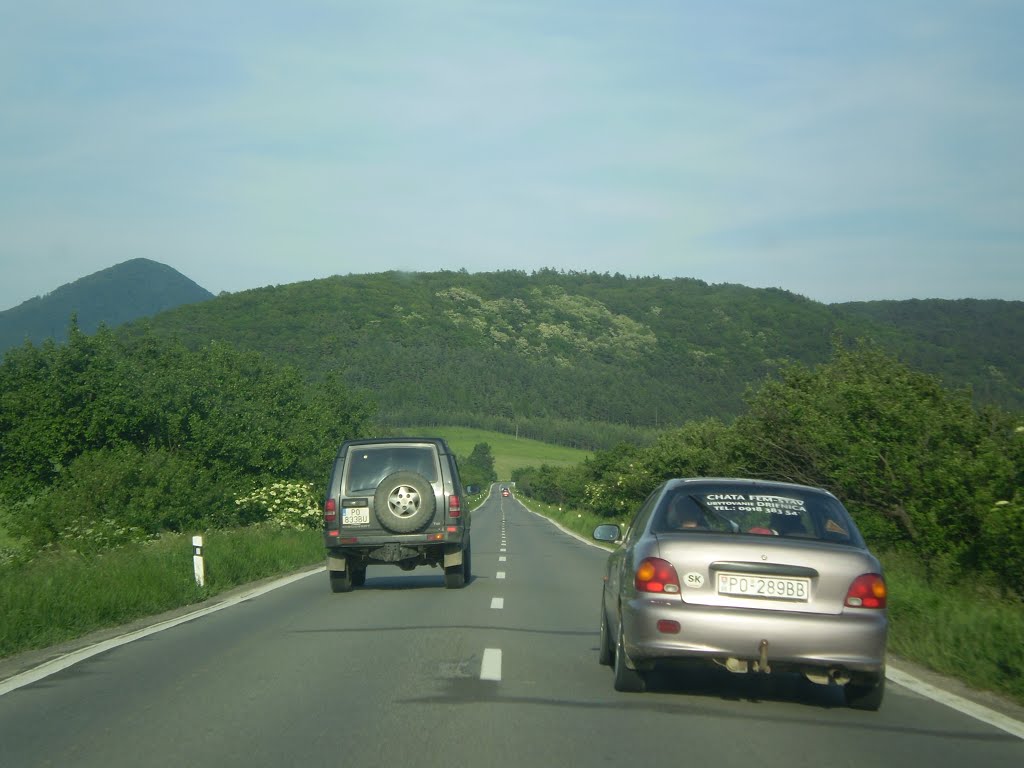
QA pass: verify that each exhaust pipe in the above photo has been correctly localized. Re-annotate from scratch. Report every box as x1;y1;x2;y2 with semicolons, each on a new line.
804;667;852;686
829;667;851;685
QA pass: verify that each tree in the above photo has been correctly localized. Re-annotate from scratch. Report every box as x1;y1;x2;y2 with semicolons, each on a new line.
460;442;497;489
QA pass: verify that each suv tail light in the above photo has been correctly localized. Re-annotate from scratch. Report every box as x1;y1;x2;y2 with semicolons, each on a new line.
635;558;681;594
323;498;337;524
844;574;887;608
448;495;461;518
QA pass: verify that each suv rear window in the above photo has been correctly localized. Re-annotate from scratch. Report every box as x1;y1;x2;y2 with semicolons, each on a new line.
344;446;439;492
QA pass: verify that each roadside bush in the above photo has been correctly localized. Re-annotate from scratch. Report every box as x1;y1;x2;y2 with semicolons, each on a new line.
5;444;234;552
978;493;1024;596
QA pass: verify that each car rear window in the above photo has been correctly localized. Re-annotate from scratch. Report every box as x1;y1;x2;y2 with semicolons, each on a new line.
344;446;439;493
652;486;864;546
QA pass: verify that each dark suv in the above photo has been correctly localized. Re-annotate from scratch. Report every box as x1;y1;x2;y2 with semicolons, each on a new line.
322;437;471;592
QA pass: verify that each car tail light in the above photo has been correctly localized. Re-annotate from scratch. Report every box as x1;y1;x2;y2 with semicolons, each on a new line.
844;574;887;609
635;557;681;594
323;498;337;524
448;495;461;517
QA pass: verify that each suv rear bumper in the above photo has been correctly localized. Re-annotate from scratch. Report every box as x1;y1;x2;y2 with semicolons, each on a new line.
325;529;468;569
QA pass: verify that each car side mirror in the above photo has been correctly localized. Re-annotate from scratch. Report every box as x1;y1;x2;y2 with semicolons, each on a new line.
593;524;621;543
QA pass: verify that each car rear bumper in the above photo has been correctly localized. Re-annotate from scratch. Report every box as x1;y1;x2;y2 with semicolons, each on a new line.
621;597;888;673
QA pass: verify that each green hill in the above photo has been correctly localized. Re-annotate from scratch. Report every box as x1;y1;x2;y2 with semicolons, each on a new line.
119;269;1021;449
0;258;214;355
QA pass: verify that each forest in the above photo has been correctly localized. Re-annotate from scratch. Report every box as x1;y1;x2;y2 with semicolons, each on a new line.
514;342;1024;596
119;269;1024;449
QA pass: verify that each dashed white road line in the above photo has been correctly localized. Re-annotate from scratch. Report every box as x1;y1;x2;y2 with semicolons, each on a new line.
496;571;506;579
490;597;504;610
481;648;502;681
498;556;507;562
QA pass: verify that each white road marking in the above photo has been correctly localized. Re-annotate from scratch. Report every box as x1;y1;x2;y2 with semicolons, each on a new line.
496;571;506;579
481;648;502;681
886;667;1024;740
499;556;507;562
0;568;319;697
490;597;504;609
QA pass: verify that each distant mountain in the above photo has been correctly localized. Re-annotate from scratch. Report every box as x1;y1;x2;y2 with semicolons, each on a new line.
119;270;1024;444
0;258;214;355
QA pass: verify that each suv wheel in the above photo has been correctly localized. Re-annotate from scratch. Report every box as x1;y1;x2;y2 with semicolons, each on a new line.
444;544;470;589
351;566;367;587
373;471;436;533
329;568;353;593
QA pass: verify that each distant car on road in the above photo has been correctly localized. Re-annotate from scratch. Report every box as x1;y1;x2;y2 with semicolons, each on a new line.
593;477;888;709
501;488;510;497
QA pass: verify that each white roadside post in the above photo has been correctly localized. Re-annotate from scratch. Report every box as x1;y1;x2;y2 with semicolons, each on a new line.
192;535;205;587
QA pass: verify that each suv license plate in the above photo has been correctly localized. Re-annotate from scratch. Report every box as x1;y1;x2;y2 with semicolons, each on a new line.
717;572;809;602
342;508;370;526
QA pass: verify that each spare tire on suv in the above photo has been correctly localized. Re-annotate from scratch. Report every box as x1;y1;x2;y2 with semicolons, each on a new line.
322;438;471;591
373;470;436;533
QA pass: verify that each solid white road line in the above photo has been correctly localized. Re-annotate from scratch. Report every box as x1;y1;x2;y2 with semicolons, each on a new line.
481;648;502;681
0;568;320;697
490;597;504;609
886;667;1024;741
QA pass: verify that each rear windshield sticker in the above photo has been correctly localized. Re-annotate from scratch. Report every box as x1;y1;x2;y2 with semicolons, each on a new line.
702;494;806;515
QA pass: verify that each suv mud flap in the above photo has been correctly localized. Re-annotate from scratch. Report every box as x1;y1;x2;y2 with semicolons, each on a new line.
443;543;464;568
327;553;348;572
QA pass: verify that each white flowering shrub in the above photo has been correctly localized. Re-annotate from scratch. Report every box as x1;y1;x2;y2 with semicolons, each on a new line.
62;517;152;552
235;481;321;530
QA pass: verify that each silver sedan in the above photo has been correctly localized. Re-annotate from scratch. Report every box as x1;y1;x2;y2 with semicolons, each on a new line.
594;478;888;709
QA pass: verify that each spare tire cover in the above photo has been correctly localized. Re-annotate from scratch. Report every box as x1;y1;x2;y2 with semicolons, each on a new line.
373;471;437;533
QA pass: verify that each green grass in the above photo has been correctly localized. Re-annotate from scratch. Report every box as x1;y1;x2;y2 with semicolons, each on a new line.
881;551;1024;703
0;527;323;659
394;425;591;480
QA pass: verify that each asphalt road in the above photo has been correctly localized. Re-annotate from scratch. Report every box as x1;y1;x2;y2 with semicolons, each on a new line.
1;491;1023;767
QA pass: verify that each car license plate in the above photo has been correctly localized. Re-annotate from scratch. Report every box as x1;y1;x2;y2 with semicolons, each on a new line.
717;572;810;602
342;508;370;526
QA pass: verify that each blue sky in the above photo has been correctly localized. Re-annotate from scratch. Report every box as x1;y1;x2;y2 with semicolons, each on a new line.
2;0;1022;310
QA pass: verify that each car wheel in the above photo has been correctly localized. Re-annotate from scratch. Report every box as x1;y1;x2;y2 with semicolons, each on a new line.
598;607;613;666
373;471;436;533
845;673;885;710
613;623;647;692
329;568;353;593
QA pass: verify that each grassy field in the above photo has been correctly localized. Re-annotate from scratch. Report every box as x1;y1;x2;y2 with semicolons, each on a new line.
0;527;323;658
393;425;591;481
